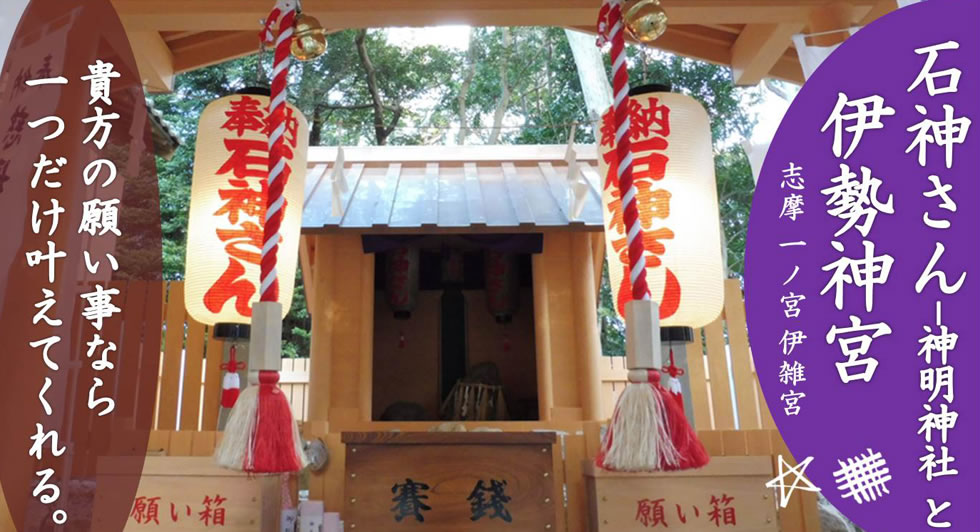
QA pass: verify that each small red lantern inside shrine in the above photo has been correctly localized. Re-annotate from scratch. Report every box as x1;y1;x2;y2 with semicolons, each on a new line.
485;250;519;324
385;247;419;319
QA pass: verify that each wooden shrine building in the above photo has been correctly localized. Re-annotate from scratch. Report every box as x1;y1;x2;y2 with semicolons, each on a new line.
299;144;609;427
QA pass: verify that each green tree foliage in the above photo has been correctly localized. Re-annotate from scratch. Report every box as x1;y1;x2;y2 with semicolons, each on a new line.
152;27;759;357
447;27;595;145
293;29;459;146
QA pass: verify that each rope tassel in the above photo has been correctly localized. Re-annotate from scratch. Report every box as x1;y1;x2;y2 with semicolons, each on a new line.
595;302;708;472
597;370;680;471
594;0;707;472
220;344;246;409
662;347;685;408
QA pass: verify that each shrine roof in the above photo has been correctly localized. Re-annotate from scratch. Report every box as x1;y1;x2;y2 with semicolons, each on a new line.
301;144;605;233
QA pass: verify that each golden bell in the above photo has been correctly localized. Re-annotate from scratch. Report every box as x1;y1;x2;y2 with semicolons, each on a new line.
290;14;327;61
624;0;668;43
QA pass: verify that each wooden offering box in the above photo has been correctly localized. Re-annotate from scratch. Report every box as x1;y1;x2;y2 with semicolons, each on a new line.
584;457;777;532
343;431;558;531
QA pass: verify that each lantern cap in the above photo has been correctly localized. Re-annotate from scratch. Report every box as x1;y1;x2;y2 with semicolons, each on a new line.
214;323;252;340
629;82;673;96
236;86;272;97
660;326;694;343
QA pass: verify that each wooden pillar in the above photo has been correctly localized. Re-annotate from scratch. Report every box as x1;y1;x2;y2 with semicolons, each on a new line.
321;235;369;425
571;233;603;421
531;253;554;421
358;251;375;422
308;234;334;423
807;1;855;46
539;233;582;420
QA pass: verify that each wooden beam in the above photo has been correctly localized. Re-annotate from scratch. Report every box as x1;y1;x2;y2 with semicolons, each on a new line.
571;24;730;66
730;23;804;86
172;31;259;73
573;23;805;84
161;30;200;42
806;1;857;46
769;49;806;85
126;30;174;93
112;0;879;31
169;31;249;53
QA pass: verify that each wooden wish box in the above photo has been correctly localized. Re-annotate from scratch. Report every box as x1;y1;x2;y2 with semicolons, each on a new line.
343;431;558;531
92;456;276;532
584;457;778;532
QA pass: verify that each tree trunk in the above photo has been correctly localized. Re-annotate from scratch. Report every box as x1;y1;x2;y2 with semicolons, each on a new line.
487;28;512;145
310;105;323;146
456;28;478;145
355;29;402;145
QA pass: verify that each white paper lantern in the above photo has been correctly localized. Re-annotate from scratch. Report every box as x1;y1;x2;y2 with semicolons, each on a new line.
597;87;724;328
184;93;308;325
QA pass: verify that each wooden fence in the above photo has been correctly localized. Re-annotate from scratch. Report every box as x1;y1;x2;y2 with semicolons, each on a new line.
599;279;775;432
155;281;310;431
156;281;225;432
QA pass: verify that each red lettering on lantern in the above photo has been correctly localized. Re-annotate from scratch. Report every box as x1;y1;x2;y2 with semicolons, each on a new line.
216;222;265;265
600;97;670;148
205;258;256;317
221;95;266;137
601;139;669;191
216;138;270;180
601;96;688;319
606;184;671;234
611;227;675;268
214;181;267;225
617;265;681;320
263;104;300;150
631;137;669;182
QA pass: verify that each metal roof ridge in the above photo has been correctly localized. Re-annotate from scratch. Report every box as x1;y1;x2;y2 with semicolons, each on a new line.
306;144;599;164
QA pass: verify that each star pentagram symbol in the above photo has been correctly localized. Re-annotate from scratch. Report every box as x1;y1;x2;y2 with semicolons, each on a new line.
765;454;822;508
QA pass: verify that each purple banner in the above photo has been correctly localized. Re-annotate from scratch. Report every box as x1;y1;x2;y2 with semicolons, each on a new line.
746;1;978;530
